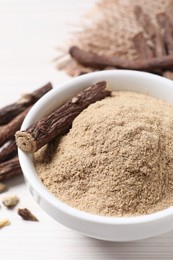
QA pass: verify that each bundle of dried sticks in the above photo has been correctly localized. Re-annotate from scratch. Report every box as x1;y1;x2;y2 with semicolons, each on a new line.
69;6;173;78
0;83;53;181
56;2;173;79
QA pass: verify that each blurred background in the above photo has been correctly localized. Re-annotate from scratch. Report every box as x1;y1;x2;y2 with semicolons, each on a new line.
0;0;95;105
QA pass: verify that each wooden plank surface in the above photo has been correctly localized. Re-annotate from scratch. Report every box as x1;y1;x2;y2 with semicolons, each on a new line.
1;1;173;259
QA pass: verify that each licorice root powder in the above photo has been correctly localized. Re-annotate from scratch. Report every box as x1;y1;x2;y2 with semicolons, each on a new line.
34;92;173;216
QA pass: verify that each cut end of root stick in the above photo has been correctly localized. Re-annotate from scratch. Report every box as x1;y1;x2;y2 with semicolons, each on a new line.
15;131;36;153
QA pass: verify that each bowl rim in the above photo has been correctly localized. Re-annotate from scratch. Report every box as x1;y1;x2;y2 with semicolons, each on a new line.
18;70;173;225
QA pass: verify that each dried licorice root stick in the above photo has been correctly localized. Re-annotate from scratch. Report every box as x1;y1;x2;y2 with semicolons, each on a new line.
16;81;111;153
134;6;166;57
133;32;154;59
157;13;173;55
69;46;173;72
0;156;22;181
0;106;31;147
0;82;52;125
167;0;173;26
134;6;156;40
0;139;17;163
156;13;173;80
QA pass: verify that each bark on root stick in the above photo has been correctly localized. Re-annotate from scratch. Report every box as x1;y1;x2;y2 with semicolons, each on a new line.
0;156;22;181
134;6;166;57
0;106;31;147
15;81;111;153
157;12;173;55
0;139;17;163
69;46;173;72
0;82;52;125
133;32;154;59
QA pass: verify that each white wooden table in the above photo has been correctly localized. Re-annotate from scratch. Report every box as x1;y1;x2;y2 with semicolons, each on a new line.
1;1;173;259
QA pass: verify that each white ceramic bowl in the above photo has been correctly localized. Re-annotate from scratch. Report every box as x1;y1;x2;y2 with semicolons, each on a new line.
18;70;173;242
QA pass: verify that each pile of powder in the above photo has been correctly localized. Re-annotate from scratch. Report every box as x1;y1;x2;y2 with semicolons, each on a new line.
34;92;173;217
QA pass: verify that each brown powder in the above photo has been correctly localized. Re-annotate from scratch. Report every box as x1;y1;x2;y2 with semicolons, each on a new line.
34;92;173;217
